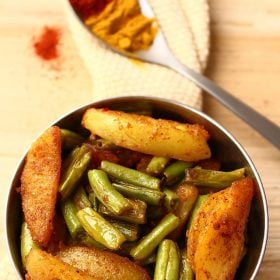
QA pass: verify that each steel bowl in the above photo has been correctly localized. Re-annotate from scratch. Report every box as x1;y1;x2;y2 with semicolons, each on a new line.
6;96;268;279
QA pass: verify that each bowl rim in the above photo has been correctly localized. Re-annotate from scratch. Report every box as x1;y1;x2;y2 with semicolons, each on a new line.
5;96;269;279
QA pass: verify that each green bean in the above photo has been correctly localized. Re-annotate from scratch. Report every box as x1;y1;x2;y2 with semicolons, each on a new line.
146;156;169;176
101;160;161;190
60;128;84;150
78;233;106;250
77;207;126;250
163;188;179;211
61;199;83;238
112;182;165;206
166;244;180;280
61;146;80;173
72;186;92;210
108;218;139;241
154;239;180;280
88;169;130;215
169;184;198;240
130;213;179;260
154;240;169;280
99;199;147;224
180;249;194;280
164;161;193;185
20;222;38;268
88;191;99;211
185;167;245;188
186;194;209;230
59;144;92;200
140;253;157;266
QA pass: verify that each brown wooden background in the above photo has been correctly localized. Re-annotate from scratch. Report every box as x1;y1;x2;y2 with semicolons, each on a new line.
0;0;279;278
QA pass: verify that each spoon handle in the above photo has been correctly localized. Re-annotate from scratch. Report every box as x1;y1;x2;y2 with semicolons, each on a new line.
167;58;280;150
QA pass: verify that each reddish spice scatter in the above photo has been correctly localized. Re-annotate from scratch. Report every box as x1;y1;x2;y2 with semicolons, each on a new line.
33;27;61;61
91;149;120;167
69;0;113;20
197;159;221;171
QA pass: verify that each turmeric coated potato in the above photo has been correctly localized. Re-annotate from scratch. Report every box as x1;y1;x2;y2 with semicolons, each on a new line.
82;108;211;162
26;248;98;280
21;126;61;247
187;177;255;280
56;246;151;280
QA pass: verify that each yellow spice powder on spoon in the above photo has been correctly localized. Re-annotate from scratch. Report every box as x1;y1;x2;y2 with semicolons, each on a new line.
84;0;158;52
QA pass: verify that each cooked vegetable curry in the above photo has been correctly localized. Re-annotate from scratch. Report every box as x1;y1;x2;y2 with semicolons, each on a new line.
19;108;254;280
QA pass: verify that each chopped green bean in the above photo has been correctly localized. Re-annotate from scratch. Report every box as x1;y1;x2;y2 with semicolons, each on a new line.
186;194;209;230
112;182;165;206
61;199;83;238
88;191;99;211
77;207;126;250
146;156;169;176
163;188;179;211
99;199;147;224
20;222;38;268
59;144;92;200
165;243;180;280
60;128;84;150
101;160;161;190
130;213;179;260
140;253;157;266
78;233;106;250
61;147;80;173
72;186;91;210
164;161;193;185
88;169;130;215
169;184;198;240
154;239;180;280
108;218;139;241
185;167;245;188
179;249;194;280
154;240;169;280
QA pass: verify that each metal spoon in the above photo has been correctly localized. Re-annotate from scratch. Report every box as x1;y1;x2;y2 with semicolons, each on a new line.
70;0;280;149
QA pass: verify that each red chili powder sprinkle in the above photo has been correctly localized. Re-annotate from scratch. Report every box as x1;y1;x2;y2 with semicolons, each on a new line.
69;0;113;20
33;27;61;61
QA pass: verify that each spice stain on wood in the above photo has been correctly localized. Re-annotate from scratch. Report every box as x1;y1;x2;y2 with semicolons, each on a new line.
33;26;61;61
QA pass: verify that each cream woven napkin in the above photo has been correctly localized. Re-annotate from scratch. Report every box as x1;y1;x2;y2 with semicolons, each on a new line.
63;0;210;110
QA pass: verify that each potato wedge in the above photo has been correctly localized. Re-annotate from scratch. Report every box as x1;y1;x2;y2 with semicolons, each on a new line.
82;108;211;162
56;246;151;280
187;177;254;280
26;248;98;280
21;126;61;247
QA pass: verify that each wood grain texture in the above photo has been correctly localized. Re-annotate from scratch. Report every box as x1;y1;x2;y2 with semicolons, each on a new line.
205;1;280;279
0;0;279;279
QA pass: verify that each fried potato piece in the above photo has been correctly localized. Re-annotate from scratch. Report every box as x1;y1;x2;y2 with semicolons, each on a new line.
82;108;211;162
26;248;98;280
187;177;254;280
21;126;61;247
56;246;151;280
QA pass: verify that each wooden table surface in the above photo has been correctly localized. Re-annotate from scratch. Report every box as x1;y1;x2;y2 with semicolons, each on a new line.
0;0;279;279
